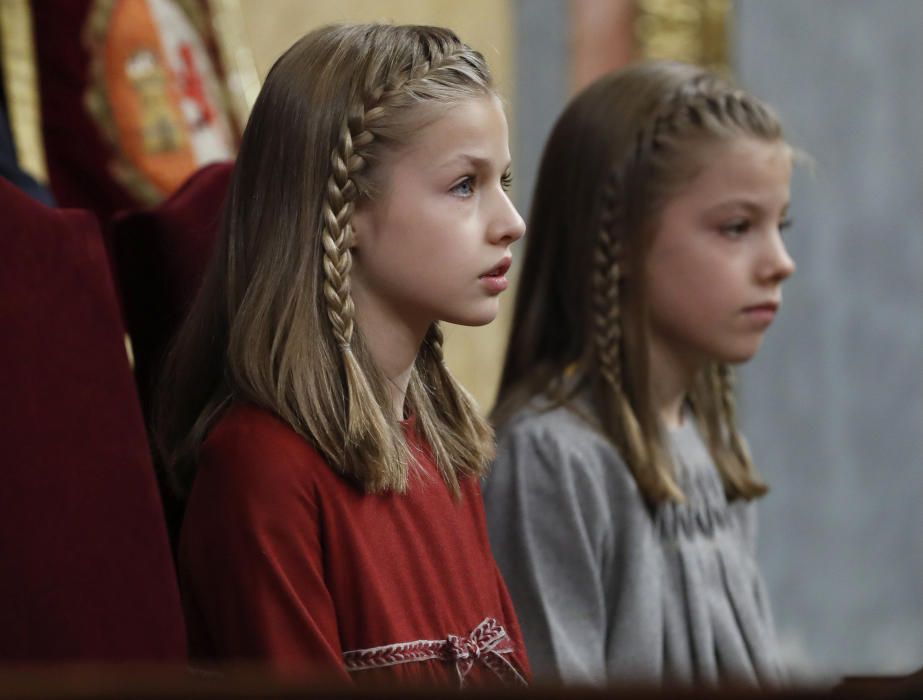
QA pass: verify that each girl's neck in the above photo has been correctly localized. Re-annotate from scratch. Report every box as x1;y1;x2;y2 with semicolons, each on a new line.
647;339;700;430
352;292;428;421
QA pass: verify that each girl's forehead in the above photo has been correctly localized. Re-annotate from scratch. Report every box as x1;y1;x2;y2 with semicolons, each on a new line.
392;95;511;165
700;137;792;170
693;138;791;189
665;137;792;213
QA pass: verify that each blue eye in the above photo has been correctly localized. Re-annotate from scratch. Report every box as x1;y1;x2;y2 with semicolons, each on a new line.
451;177;475;197
720;220;751;238
501;171;513;192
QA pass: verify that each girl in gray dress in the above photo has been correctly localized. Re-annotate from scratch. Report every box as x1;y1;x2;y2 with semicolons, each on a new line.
484;61;796;688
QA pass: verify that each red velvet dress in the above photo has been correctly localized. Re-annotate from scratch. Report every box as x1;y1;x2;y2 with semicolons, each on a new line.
179;403;530;688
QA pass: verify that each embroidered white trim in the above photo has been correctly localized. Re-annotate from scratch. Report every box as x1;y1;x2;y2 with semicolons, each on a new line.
342;617;527;688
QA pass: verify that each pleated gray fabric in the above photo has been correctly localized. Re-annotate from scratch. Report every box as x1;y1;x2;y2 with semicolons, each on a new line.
483;399;785;688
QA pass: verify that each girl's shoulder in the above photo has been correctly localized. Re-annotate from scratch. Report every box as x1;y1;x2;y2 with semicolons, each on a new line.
196;402;330;495
493;395;640;501
206;402;319;456
499;394;612;455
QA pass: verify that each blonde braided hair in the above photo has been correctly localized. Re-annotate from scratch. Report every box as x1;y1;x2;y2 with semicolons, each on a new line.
588;64;781;503
157;24;497;498
313;26;495;493
591;165;684;502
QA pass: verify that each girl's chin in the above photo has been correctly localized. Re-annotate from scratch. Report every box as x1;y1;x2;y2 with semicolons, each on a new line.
441;304;500;328
445;315;498;328
713;345;762;366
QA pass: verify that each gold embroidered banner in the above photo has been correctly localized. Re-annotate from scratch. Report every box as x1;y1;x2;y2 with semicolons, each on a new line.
635;0;731;72
0;0;48;183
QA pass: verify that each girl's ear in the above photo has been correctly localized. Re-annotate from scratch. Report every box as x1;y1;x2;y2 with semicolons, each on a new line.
350;204;370;250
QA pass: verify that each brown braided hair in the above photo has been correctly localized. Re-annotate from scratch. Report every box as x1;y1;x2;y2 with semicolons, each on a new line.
494;60;785;504
157;24;495;497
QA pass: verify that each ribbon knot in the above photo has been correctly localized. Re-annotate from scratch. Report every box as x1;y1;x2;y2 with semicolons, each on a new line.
342;617;527;688
442;618;515;687
446;634;481;661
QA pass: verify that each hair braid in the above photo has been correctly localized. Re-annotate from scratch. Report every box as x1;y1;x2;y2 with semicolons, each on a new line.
322;121;363;351
426;320;446;357
716;363;767;496
591;171;624;395
586;70;781;504
321;41;467;355
654;80;782;148
591;164;683;502
319;41;477;456
318;111;394;482
410;321;494;492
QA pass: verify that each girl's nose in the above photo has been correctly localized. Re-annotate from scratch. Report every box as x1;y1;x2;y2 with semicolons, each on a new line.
762;232;796;283
489;193;526;245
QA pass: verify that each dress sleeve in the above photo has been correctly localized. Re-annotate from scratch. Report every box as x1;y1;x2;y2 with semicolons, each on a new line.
178;421;349;680
483;418;617;685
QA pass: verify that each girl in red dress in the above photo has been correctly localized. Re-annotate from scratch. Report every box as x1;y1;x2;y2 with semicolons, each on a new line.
155;23;528;688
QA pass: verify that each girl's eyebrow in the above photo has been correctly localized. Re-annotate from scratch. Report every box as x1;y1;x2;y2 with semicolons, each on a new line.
705;199;790;216
436;153;512;171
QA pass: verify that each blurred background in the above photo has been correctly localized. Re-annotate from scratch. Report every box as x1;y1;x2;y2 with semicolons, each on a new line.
2;0;920;682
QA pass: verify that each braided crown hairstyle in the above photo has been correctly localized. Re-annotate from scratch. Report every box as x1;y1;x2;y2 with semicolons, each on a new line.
157;24;495;497
494;61;785;504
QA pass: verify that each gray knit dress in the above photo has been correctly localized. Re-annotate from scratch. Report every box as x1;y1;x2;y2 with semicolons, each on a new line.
483;399;785;687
